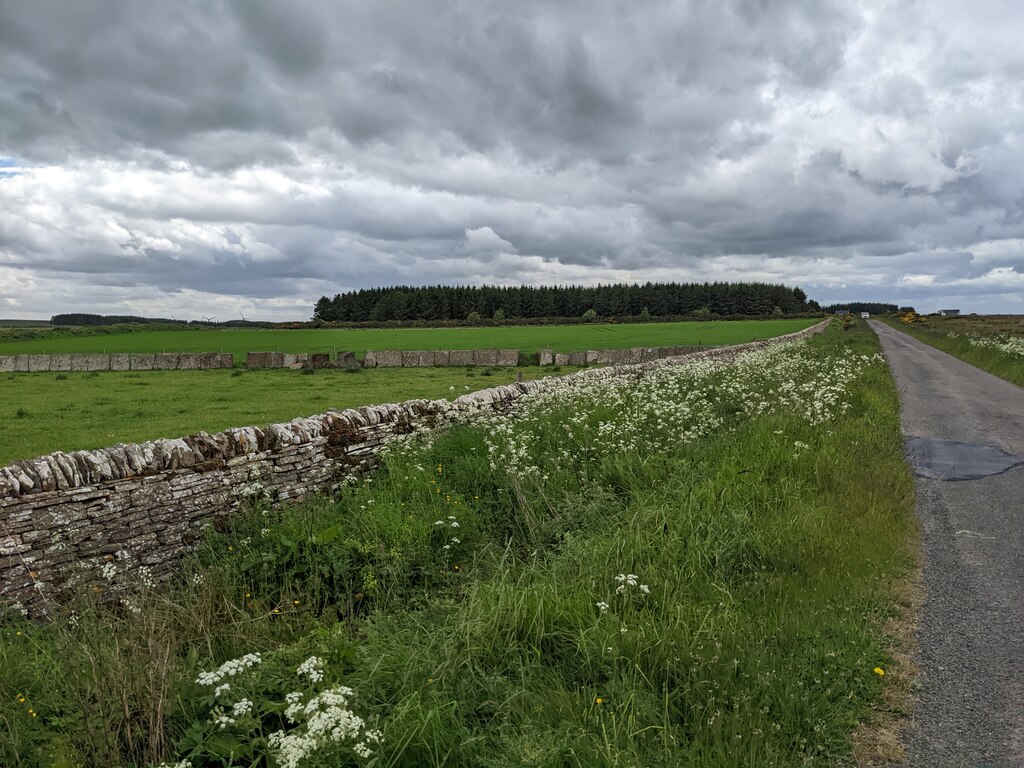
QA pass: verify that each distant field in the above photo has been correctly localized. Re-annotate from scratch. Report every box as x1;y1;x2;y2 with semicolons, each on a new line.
0;366;579;466
0;319;818;363
0;319;51;328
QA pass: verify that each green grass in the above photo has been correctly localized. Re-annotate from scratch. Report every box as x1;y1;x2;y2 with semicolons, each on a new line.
878;317;1024;387
0;367;578;466
0;321;916;767
0;319;818;363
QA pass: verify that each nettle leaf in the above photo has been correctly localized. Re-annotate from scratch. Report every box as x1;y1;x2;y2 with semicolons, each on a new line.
205;732;244;759
175;720;206;753
314;525;340;545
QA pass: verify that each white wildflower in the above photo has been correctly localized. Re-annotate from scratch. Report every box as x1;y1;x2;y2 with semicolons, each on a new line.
232;698;254;718
269;685;372;768
297;656;325;683
195;653;262;686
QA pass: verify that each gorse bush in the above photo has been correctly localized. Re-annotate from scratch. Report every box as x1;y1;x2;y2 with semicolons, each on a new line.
0;322;914;767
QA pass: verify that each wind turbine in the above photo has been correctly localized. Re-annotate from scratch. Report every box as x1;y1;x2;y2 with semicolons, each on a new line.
238;311;248;321
202;315;216;322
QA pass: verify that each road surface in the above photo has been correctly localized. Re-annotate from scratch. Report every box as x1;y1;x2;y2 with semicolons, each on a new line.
870;320;1024;767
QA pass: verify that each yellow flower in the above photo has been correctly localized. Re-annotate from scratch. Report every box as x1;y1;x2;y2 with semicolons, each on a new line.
17;695;25;703
595;697;604;705
873;667;885;676
293;599;300;605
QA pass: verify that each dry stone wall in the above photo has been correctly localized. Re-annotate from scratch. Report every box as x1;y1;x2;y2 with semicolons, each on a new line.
0;353;233;372
0;321;828;609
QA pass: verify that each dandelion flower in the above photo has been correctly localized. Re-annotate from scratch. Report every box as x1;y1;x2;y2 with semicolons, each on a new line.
874;667;885;676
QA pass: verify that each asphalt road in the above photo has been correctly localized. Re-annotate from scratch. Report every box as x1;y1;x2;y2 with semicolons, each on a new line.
870;321;1024;767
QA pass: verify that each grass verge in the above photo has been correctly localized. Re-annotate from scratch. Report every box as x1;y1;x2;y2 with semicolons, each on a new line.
0;321;916;767
877;317;1024;387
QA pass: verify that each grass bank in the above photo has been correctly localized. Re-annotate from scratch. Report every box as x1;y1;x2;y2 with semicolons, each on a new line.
877;316;1024;387
0;319;818;361
0;366;578;466
0;321;915;767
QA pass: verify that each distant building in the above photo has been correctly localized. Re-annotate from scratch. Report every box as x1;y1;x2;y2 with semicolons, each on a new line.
834;310;850;316
860;312;870;319
937;309;960;317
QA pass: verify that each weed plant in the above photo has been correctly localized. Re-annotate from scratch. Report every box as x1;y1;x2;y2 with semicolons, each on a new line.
0;323;914;766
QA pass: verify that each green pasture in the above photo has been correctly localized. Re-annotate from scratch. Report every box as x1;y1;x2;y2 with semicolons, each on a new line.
0;319;818;363
0;366;577;466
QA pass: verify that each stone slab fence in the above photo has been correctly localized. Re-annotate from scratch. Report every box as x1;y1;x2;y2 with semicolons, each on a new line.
362;348;520;368
0;320;828;609
246;352;344;369
0;353;233;372
539;345;707;367
246;349;521;369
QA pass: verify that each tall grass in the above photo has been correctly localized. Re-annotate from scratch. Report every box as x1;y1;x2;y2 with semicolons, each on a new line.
0;322;914;766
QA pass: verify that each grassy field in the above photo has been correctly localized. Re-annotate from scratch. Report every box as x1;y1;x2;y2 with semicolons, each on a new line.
879;315;1024;387
0;366;579;466
0;321;916;767
0;319;819;362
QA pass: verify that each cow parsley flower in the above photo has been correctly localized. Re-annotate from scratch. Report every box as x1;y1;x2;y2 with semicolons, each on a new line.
195;653;262;686
297;656;325;683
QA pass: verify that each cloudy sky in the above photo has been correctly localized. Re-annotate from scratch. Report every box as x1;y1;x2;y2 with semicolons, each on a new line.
1;0;1022;320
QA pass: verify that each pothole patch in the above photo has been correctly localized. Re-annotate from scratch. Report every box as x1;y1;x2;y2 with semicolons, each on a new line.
905;437;1024;481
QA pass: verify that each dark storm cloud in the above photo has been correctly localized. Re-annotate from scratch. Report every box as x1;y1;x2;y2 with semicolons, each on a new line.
0;0;1022;319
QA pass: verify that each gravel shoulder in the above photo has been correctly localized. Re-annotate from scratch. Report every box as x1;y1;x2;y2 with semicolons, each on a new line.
870;320;1024;767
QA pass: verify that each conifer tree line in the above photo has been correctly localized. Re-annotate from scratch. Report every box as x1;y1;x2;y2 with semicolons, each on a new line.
822;302;915;315
314;282;818;322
